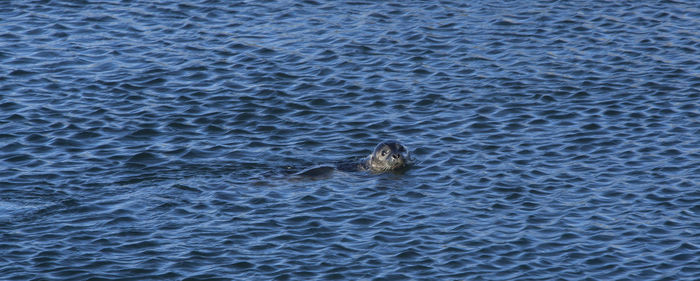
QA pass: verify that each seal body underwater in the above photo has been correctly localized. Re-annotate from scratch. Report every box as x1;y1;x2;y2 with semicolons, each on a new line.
296;140;412;179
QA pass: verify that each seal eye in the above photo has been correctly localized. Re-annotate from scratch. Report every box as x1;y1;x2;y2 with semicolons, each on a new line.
381;150;388;157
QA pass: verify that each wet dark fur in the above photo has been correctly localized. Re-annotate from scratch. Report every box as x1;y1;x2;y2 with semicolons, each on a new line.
293;141;412;178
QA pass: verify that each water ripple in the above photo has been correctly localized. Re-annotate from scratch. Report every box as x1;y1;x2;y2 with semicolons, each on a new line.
1;0;699;280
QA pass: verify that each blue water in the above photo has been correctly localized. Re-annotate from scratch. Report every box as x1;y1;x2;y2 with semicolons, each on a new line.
1;1;699;280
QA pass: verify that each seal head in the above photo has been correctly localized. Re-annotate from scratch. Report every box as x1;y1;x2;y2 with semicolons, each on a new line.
362;141;412;173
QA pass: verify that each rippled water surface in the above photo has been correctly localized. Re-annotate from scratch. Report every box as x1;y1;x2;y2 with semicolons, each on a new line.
2;1;699;280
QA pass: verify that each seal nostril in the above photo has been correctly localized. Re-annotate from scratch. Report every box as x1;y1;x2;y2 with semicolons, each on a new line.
392;154;400;159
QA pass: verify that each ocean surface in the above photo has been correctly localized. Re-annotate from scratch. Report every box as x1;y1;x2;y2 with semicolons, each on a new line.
1;0;699;280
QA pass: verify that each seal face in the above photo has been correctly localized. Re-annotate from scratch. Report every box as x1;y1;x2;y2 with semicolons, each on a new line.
361;140;412;173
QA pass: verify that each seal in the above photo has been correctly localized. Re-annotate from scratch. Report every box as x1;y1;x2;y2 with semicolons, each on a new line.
358;140;412;173
293;140;413;178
